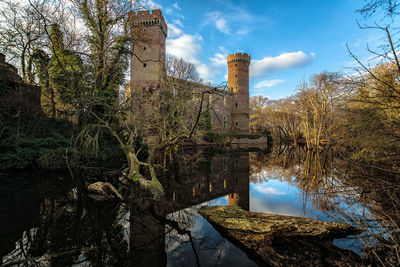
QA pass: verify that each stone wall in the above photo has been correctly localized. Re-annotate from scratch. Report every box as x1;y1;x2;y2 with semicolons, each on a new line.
126;9;251;141
0;54;41;116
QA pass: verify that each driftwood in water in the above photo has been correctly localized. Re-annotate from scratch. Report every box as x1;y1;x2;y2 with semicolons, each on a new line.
87;182;123;201
199;206;363;267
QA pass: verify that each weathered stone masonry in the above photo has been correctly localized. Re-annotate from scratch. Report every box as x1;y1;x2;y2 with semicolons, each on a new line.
127;9;251;136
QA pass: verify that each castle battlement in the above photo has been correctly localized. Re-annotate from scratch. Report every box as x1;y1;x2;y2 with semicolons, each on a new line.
227;53;251;64
129;9;167;37
127;8;250;138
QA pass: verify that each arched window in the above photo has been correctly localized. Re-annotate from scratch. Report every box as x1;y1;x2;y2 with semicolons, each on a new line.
143;63;147;67
235;102;238;107
144;47;146;50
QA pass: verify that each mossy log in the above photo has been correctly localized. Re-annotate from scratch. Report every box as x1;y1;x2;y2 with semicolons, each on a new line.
199;206;363;267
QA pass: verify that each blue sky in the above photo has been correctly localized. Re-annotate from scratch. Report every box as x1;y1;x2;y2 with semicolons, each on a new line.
146;0;392;99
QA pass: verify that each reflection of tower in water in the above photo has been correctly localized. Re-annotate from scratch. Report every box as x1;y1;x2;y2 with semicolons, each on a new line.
228;152;250;211
129;202;167;266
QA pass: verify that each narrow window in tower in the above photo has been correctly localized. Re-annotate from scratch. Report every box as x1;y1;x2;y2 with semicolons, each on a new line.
235;121;238;126
235;102;238;107
235;64;237;66
235;86;238;91
144;47;146;50
223;156;227;171
223;115;227;128
143;63;147;67
235;74;238;78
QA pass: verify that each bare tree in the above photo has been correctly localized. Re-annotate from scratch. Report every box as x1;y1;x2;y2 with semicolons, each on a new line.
166;54;200;82
0;0;47;82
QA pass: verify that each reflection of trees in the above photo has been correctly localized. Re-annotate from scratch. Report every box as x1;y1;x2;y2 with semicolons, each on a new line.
3;147;250;266
2;185;129;266
250;145;400;265
250;144;305;184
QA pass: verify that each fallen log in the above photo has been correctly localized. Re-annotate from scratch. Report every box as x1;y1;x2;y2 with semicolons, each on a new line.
199;206;363;266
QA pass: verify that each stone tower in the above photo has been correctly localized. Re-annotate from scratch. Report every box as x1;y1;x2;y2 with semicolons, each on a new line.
127;10;167;102
228;151;250;211
227;53;250;135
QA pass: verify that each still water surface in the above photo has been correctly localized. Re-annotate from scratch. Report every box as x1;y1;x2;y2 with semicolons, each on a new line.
0;146;391;266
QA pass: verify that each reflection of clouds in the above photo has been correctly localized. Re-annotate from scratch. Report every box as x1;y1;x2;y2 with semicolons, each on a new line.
208;195;228;206
253;184;287;195
249;180;327;219
250;195;304;217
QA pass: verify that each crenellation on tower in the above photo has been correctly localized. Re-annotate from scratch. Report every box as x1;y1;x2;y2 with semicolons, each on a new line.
227;53;250;64
126;9;251;141
129;10;167;37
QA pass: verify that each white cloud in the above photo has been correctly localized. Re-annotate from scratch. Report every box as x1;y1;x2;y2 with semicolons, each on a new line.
205;12;231;34
210;52;226;67
204;48;229;81
166;34;203;64
253;185;287;195
197;64;214;83
173;2;181;10
254;79;286;88
167;24;183;38
173;19;183;27
167;31;219;81
165;8;173;14
250;51;316;77
236;29;249;35
215;18;230;34
146;0;162;9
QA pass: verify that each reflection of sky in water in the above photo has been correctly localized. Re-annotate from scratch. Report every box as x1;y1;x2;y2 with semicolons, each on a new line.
167;196;257;267
168;171;369;265
250;178;329;221
249;178;366;255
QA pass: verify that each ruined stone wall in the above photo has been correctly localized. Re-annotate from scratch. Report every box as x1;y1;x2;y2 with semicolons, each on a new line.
0;53;41;116
210;93;232;134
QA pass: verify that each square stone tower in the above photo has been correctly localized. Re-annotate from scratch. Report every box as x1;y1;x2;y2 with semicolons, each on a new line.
128;10;167;103
227;53;250;135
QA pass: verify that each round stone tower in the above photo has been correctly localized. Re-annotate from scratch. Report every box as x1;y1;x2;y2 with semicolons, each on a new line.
227;53;250;135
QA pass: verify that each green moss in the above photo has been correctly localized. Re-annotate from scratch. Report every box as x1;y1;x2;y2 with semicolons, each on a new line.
148;178;164;199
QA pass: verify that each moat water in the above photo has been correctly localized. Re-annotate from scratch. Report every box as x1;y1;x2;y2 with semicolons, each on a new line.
0;145;396;266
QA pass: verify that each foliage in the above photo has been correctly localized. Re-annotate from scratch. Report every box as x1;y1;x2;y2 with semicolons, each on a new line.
0;115;73;170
